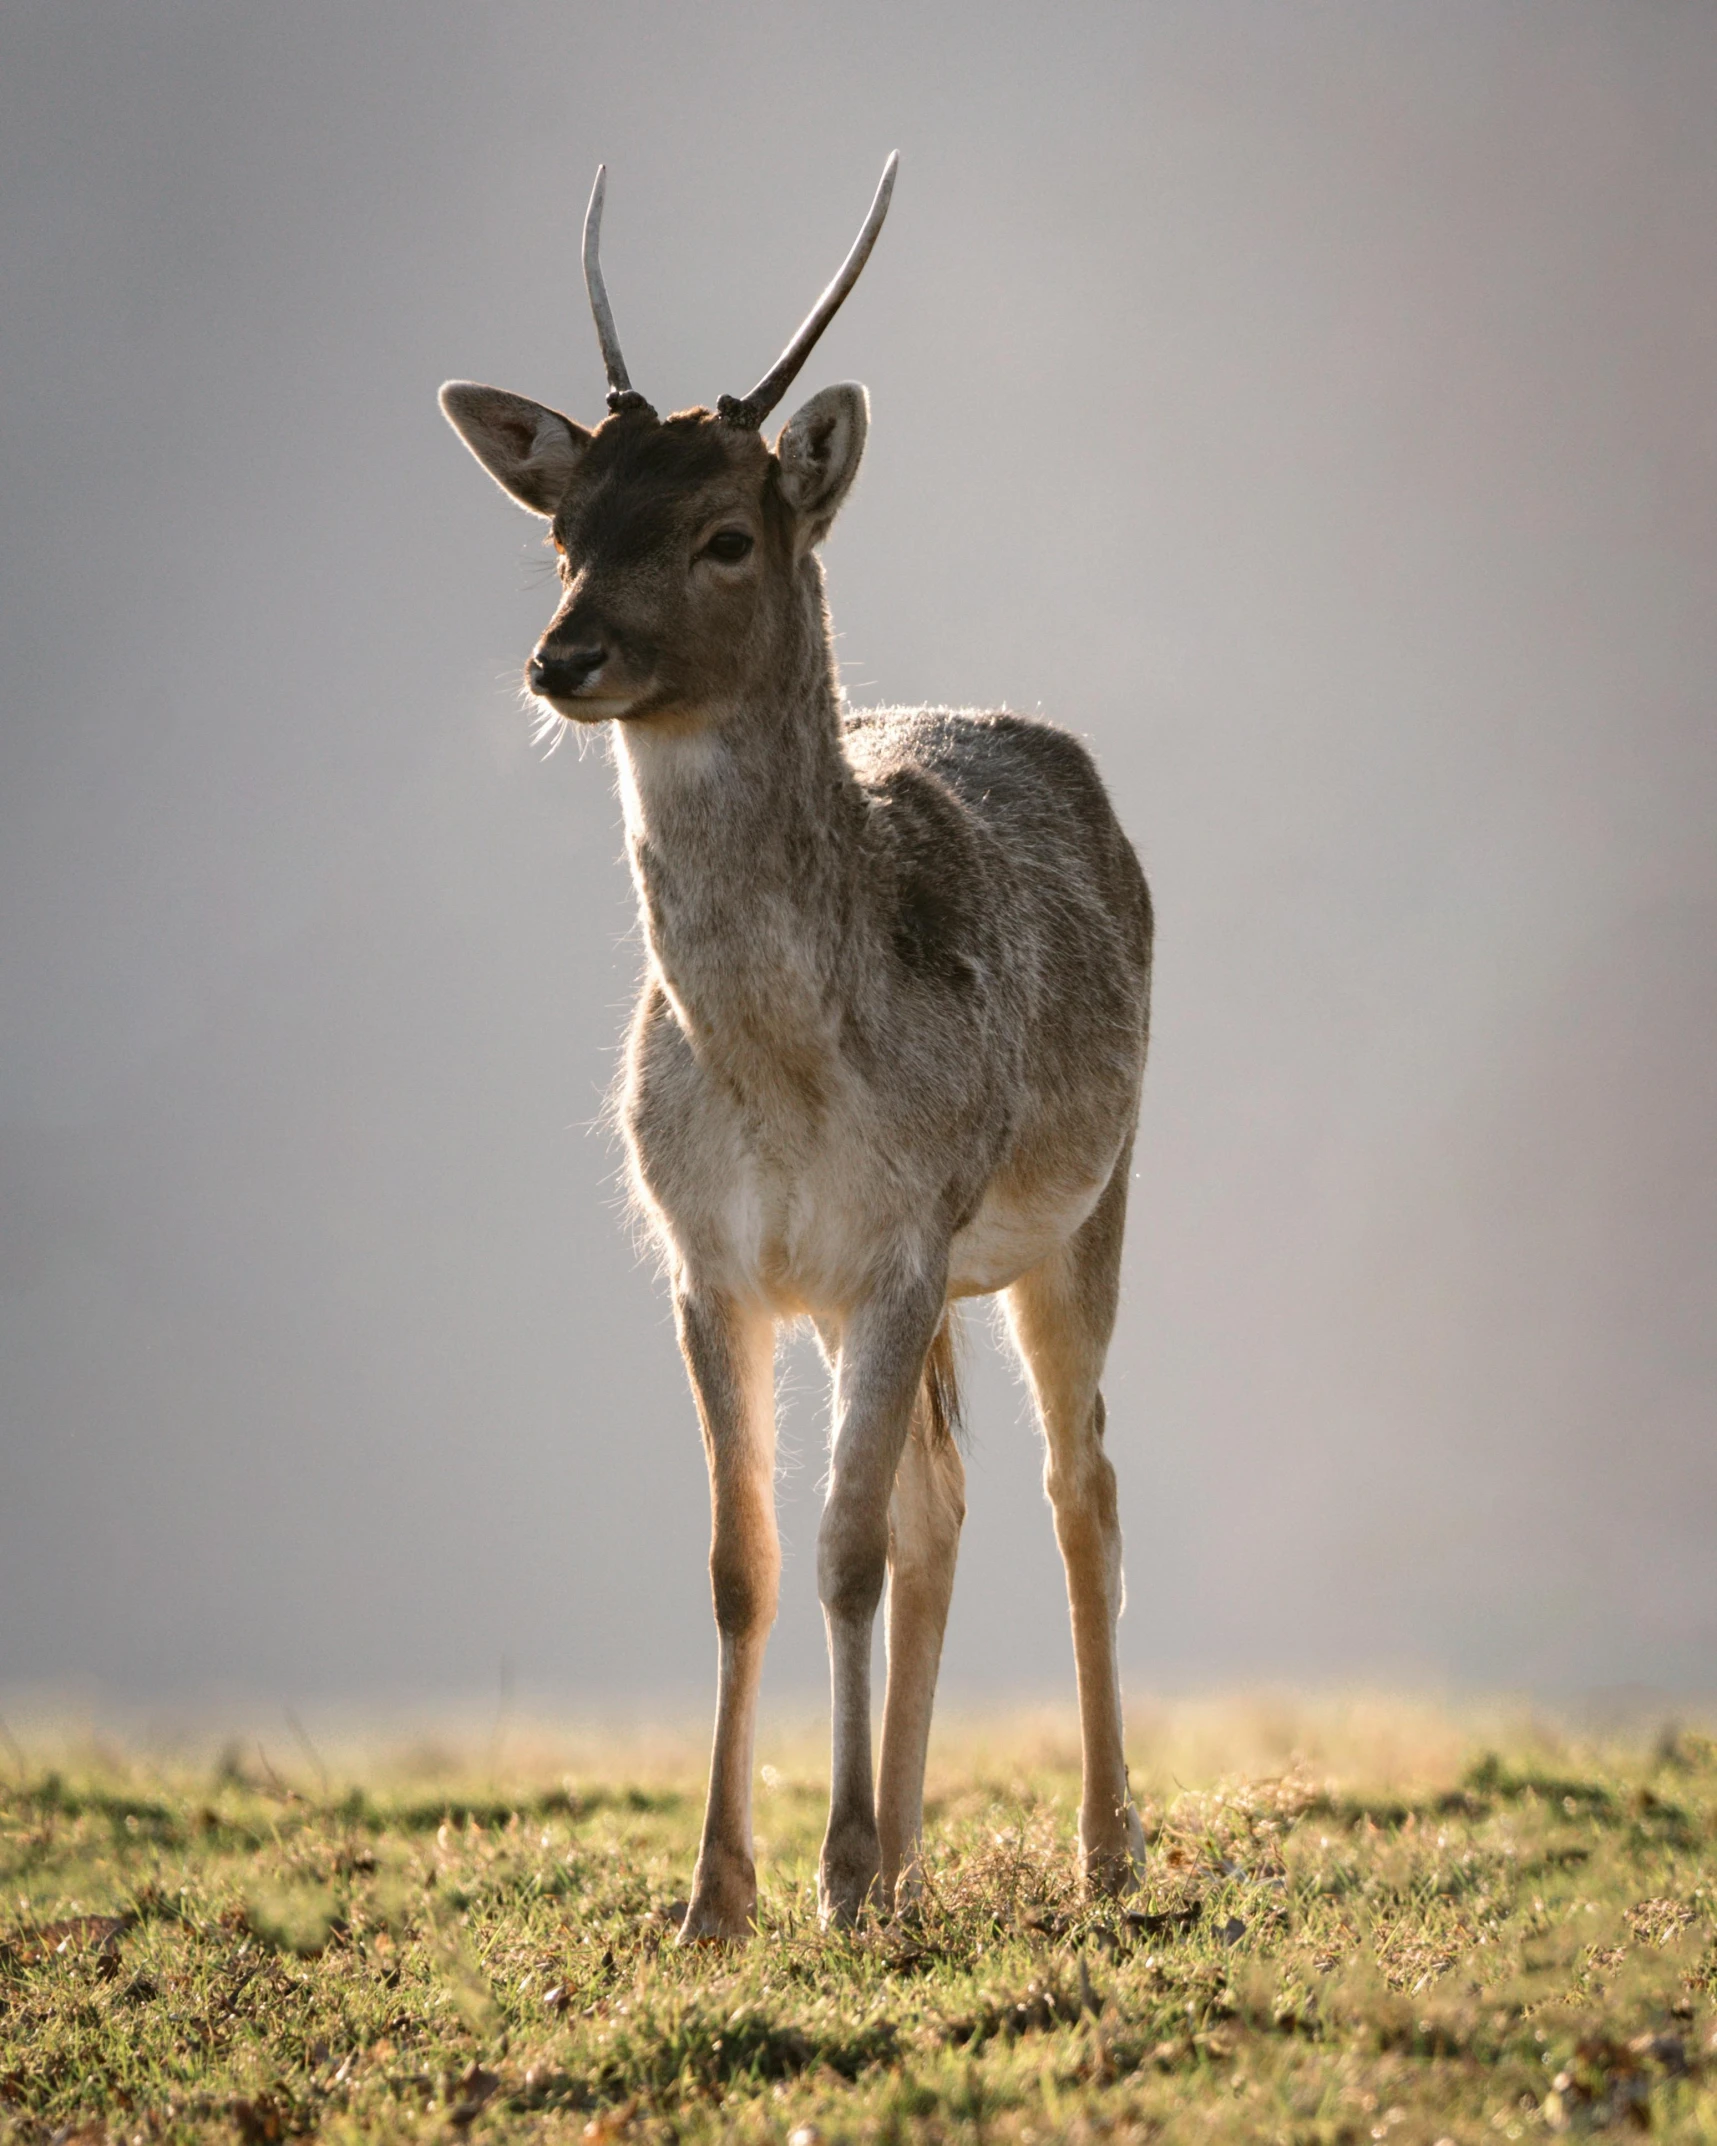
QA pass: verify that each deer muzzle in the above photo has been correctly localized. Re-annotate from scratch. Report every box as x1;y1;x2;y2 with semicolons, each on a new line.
528;644;610;706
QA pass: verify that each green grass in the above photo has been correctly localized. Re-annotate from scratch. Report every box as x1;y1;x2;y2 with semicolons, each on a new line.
2;1703;1715;2143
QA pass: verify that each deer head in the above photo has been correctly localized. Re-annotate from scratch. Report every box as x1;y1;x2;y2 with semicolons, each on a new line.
439;158;895;729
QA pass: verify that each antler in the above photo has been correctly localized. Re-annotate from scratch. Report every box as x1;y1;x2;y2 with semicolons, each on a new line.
719;153;898;430
583;166;651;417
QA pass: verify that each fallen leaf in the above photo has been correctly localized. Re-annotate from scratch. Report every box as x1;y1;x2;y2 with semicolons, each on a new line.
1125;1903;1202;1939
448;2063;501;2132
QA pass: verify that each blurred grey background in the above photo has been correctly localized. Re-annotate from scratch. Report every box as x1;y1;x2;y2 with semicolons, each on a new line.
2;0;1713;1717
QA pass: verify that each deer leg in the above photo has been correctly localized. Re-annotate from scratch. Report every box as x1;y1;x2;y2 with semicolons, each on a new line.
676;1287;778;1943
817;1272;946;1927
876;1405;965;1913
1004;1142;1144;1897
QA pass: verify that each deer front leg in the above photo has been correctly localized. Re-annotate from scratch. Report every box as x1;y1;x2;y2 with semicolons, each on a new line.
676;1287;778;1943
818;1272;947;1927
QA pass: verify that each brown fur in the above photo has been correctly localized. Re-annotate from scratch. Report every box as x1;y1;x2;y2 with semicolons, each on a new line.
441;336;1151;1939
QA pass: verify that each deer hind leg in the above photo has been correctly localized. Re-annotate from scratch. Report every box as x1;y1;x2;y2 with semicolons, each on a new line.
818;1271;947;1927
676;1287;778;1943
876;1323;966;1914
1004;1140;1144;1897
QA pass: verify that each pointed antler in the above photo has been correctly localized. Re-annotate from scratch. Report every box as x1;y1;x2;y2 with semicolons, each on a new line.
583;166;652;417
719;154;898;431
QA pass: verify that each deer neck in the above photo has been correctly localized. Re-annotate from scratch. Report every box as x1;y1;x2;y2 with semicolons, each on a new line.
612;564;864;1094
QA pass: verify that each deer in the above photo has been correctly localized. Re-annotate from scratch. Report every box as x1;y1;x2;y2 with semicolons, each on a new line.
438;156;1153;1940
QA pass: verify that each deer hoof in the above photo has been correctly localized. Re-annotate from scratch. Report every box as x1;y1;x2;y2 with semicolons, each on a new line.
878;1855;926;1922
679;1852;757;1943
1080;1803;1146;1899
678;1902;753;1943
817;1823;882;1928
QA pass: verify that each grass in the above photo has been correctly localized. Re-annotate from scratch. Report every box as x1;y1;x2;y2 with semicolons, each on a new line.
2;1700;1715;2143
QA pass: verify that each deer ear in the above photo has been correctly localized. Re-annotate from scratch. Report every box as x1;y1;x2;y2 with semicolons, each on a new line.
439;382;591;517
775;383;868;546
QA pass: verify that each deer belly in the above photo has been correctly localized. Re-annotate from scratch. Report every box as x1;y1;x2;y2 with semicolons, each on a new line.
947;1174;1108;1298
681;1162;1109;1309
652;1109;1113;1311
674;1151;897;1315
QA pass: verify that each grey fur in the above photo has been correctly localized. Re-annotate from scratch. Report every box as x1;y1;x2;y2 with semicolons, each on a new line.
440;334;1152;1936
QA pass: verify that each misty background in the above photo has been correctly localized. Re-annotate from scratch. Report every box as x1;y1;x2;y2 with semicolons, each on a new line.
2;1;1713;1718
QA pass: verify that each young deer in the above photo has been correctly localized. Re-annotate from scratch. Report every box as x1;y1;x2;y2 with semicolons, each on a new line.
439;158;1152;1938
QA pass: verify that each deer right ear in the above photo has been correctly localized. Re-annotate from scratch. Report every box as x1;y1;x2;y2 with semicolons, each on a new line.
438;382;591;517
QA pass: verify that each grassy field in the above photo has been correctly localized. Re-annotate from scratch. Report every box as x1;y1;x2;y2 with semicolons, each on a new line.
2;1701;1715;2143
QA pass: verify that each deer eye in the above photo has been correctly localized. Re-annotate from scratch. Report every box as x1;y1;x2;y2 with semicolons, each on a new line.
702;528;753;564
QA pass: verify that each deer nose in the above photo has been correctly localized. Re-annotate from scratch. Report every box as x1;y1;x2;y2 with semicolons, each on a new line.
528;645;608;697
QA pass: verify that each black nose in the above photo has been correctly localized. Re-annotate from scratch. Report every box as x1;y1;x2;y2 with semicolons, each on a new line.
528;645;607;697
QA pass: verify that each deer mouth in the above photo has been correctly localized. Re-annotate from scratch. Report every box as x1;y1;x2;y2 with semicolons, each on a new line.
533;691;639;726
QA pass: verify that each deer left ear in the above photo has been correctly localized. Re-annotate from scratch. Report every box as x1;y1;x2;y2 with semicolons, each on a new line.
775;383;869;547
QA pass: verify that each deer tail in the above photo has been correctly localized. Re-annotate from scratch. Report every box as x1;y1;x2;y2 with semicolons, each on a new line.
918;1308;964;1453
